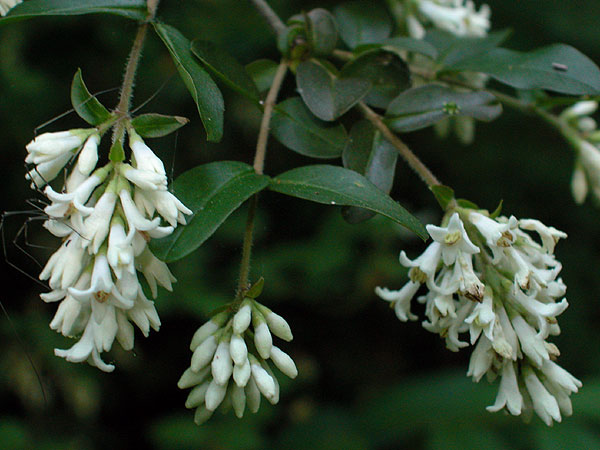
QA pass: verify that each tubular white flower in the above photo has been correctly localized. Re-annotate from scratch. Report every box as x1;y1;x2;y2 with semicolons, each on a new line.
122;163;167;191
135;189;193;227
82;190;118;254
39;234;87;290
119;188;161;232
399;241;442;284
486;362;523;415
77;134;100;176
523;366;562;425
129;132;166;176
465;289;495;344
427;213;479;265
511;315;549;367
375;282;419;322
107;219;136;279
136;247;176;298
418;0;490;37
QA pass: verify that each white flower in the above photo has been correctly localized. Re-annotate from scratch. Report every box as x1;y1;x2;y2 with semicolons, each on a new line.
511;315;548;367
469;212;516;262
107;219;136;279
134;189;192;227
82;190;118;254
399;241;442;284
136;247;176;298
77;134;100;176
119;189;161;232
0;0;21;16
523;366;562;425
486;362;523;415
375;282;420;321
417;0;491;37
465;289;494;344
129;132;166;176
427;213;479;265
122;163;167;191
39;233;87;290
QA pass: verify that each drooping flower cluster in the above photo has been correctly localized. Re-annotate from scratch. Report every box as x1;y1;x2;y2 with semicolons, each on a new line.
27;127;191;372
0;0;21;16
178;296;297;424
559;100;600;204
376;211;581;425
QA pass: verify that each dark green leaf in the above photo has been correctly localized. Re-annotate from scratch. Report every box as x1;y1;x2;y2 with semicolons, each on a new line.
270;165;426;239
191;39;260;101
385;84;502;132
70;68;112;126
150;161;270;262
341;50;411;109
245;277;265;299
429;185;455;210
0;0;147;23
456;198;479;209
342;121;398;223
306;8;338;57
448;44;600;95
426;29;511;67
296;60;371;121
130;113;189;138
380;37;438;59
246;59;278;93
333;1;392;49
154;23;224;142
271;97;348;159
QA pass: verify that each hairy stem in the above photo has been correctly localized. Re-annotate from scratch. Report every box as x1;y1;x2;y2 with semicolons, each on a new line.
236;60;289;298
359;102;443;188
248;0;286;36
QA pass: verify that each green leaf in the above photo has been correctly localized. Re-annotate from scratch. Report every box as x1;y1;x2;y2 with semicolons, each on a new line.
70;68;112;126
430;185;455;210
269;165;427;239
380;37;438;59
385;84;502;132
342;121;398;223
447;44;600;95
456;198;479;209
0;0;147;23
296;60;371;121
150;161;270;262
271;97;348;159
341;49;411;109
489;199;503;219
245;277;265;299
246;59;278;93
191;39;260;101
154;23;224;142
426;29;511;67
306;8;338;57
333;1;392;49
130;113;189;138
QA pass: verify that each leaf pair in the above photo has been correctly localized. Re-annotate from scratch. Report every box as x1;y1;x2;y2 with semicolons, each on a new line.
151;161;428;262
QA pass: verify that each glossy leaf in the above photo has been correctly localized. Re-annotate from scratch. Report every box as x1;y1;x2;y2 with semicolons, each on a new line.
0;0;147;23
341;49;411;109
154;23;224;142
269;165;427;239
342;121;398;223
150;161;270;262
333;0;392;49
429;185;455;210
385;84;502;132
246;59;278;93
306;8;338;57
448;44;600;95
70;69;112;126
426;29;510;67
191;39;259;101
130;113;189;138
296;60;371;121
271;97;348;159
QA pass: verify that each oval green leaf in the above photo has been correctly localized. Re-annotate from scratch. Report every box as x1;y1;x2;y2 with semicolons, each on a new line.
447;44;600;95
306;8;338;57
191;39;260;101
271;97;348;159
269;165;426;239
333;0;392;49
154;23;224;142
70;68;112;126
342;120;398;223
150;161;270;262
341;49;411;109
385;84;502;132
426;29;511;67
130;113;189;138
296;60;371;121
246;59;278;93
0;0;147;23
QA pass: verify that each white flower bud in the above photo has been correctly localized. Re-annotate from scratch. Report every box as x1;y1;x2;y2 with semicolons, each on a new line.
190;320;220;351
254;322;273;359
77;134;100;175
191;335;217;372
245;377;261;414
205;379;227;411
232;303;252;335
270;346;298;379
211;341;233;385
193;406;213;425
233;358;252;387
265;310;293;342
185;381;210;409
177;366;210;389
231;384;246;418
571;161;588;204
250;361;276;401
229;334;248;366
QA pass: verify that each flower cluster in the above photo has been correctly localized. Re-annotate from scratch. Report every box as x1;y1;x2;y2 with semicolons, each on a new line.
376;211;581;425
559;100;600;204
0;0;21;16
27;127;191;372
405;0;491;39
178;297;297;424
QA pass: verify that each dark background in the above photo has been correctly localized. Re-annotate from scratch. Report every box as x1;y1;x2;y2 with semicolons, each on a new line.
1;1;600;449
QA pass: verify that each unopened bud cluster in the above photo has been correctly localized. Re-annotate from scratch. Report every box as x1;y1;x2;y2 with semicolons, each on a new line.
26;126;191;371
178;298;297;424
377;210;580;425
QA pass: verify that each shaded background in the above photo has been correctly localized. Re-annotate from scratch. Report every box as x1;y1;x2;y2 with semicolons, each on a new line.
1;1;600;449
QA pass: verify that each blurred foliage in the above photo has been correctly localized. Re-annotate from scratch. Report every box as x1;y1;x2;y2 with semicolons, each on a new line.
1;1;600;449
